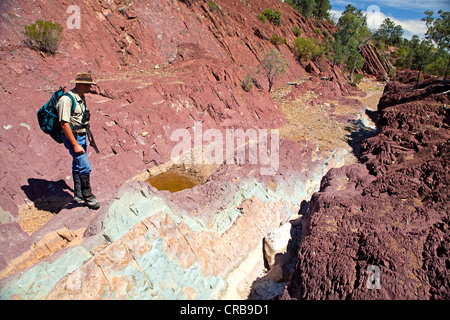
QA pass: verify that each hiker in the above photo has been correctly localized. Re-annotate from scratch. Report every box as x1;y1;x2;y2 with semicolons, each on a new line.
57;72;100;210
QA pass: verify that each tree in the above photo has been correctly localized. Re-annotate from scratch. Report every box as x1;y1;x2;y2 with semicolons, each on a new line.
393;46;409;69
332;5;370;82
374;18;404;47
286;0;331;20
260;49;288;92
407;35;434;85
426;51;450;76
314;0;331;21
422;10;450;79
287;0;315;18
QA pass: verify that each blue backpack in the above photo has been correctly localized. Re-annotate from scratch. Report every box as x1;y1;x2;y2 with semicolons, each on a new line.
37;87;76;143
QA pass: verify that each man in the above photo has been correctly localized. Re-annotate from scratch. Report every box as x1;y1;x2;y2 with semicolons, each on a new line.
57;72;100;210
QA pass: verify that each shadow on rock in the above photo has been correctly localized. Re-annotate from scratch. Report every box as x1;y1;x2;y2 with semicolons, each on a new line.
21;178;74;214
344;114;378;158
248;214;303;300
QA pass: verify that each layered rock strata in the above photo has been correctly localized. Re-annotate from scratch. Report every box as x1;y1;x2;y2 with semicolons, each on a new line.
0;0;376;299
282;77;450;300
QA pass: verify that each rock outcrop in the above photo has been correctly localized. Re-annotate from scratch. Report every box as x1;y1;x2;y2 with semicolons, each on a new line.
360;42;394;80
0;0;374;299
282;76;450;299
0;0;355;222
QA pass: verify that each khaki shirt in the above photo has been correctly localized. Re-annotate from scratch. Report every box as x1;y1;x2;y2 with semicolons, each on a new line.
57;90;87;133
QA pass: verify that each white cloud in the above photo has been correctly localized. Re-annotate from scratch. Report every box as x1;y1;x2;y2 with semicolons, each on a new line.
365;0;449;11
365;8;427;39
329;7;427;39
329;9;343;23
330;0;450;11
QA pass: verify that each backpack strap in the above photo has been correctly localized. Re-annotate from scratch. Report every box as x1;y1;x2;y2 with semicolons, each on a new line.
61;92;77;131
62;92;77;114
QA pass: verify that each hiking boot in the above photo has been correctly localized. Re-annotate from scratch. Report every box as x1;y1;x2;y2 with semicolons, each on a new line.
72;171;83;203
80;174;100;210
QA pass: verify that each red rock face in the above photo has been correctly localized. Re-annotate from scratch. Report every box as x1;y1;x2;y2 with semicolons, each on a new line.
0;0;356;216
359;42;393;80
0;0;366;278
282;76;450;300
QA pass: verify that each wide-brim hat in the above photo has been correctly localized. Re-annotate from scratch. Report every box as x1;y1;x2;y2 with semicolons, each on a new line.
70;72;97;85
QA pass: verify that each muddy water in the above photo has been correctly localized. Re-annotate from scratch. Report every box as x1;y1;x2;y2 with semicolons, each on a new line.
147;171;200;193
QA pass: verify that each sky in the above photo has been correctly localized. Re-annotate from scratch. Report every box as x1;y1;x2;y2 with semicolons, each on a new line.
329;0;450;39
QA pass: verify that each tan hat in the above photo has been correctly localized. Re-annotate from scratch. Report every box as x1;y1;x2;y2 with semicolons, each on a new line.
70;72;97;85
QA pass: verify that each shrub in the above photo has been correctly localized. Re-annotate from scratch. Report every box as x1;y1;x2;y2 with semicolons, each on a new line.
292;36;325;62
270;34;286;46
260;49;288;92
292;36;314;59
310;45;326;62
292;36;313;59
24;19;63;54
208;1;219;11
352;73;364;85
292;25;302;37
260;8;282;26
388;68;397;80
257;13;268;23
241;74;254;92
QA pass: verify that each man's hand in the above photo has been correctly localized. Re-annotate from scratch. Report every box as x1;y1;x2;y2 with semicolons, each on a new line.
73;143;85;155
61;121;85;154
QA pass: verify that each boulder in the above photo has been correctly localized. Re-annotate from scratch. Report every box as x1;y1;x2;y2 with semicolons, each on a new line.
263;222;293;270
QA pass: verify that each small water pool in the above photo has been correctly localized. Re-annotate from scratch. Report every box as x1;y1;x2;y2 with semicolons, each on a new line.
147;170;201;193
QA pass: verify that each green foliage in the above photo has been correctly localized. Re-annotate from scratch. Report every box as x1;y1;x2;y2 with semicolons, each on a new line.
208;1;217;8
332;4;370;78
314;0;331;21
270;34;286;46
287;0;315;18
292;36;325;62
257;14;267;23
311;44;326;62
292;36;316;59
348;52;364;73
423;10;450;53
292;25;302;37
393;46;409;69
388;68;397;80
422;10;450;79
259;8;282;26
259;49;288;92
332;6;450;82
23;19;63;54
322;32;334;60
426;52;450;75
241;74;254;92
389;10;449;80
407;35;434;71
352;73;364;85
374;18;404;47
404;35;435;84
373;39;386;51
286;0;331;20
